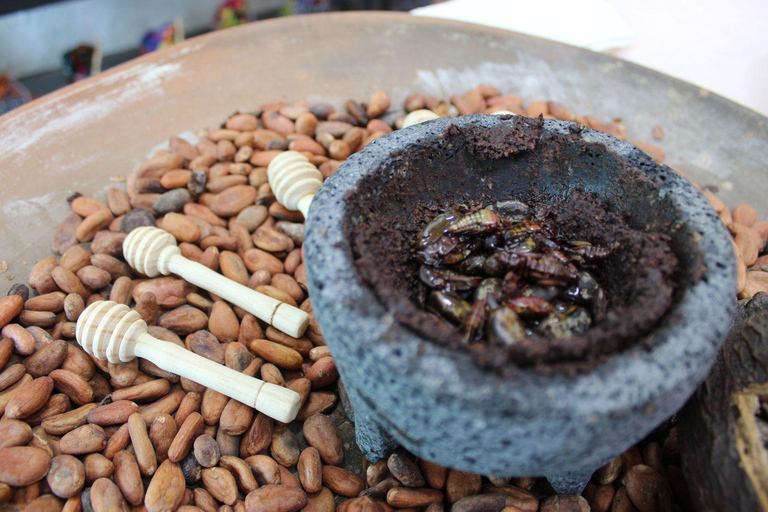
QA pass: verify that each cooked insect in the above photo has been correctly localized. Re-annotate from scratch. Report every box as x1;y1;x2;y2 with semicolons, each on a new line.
419;211;463;248
426;291;471;325
539;305;592;339
482;251;525;276
447;209;501;236
490;200;530;223
503;220;548;239
520;254;579;282
563;271;601;304
419;267;482;292
462;299;488;344
416;234;461;266
474;278;503;307
457;255;486;275
413;199;617;344
566;242;615;261
506;236;539;254
487;307;527;347
502;296;555;318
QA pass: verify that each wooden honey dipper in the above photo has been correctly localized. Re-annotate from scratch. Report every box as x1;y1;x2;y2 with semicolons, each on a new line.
267;151;324;219
76;301;301;423
123;226;309;338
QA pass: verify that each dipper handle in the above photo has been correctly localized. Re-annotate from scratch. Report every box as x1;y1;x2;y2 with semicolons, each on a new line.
165;254;308;338
123;226;309;338
267;151;323;219
76;301;301;423
132;332;300;423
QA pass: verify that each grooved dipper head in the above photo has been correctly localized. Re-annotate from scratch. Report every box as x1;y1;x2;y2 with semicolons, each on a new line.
123;226;180;277
76;301;147;364
267;150;323;211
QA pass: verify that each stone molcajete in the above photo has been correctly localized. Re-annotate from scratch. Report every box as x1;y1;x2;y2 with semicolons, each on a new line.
304;115;737;493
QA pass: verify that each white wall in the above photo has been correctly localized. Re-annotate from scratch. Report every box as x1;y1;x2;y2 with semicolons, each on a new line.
610;0;768;116
0;0;285;77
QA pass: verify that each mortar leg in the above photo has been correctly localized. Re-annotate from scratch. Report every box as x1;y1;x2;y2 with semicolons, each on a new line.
546;468;594;495
347;389;399;462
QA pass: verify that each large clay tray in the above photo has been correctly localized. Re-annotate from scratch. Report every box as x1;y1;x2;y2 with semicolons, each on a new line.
0;10;766;491
1;12;767;282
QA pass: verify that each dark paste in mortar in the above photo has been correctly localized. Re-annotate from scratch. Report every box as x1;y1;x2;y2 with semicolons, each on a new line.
347;117;680;373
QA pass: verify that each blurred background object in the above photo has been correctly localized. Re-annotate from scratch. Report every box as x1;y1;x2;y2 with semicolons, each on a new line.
292;0;331;14
0;0;765;116
609;0;768;118
215;0;250;29
413;0;768;116
139;19;184;54
62;43;102;83
327;0;429;9
412;0;632;52
0;72;33;115
0;0;285;108
288;0;431;14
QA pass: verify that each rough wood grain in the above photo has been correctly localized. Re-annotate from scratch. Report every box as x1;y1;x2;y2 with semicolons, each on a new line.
679;292;768;512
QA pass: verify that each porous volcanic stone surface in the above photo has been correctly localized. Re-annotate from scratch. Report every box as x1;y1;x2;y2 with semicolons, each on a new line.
304;115;736;492
353;185;679;374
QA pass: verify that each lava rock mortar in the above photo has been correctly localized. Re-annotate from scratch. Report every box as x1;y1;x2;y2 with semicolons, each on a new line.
305;115;737;493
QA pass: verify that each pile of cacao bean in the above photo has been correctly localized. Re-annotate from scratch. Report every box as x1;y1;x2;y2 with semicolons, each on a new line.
1;84;766;512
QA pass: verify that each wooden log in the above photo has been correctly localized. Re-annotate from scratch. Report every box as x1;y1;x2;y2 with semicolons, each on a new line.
679;292;768;512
